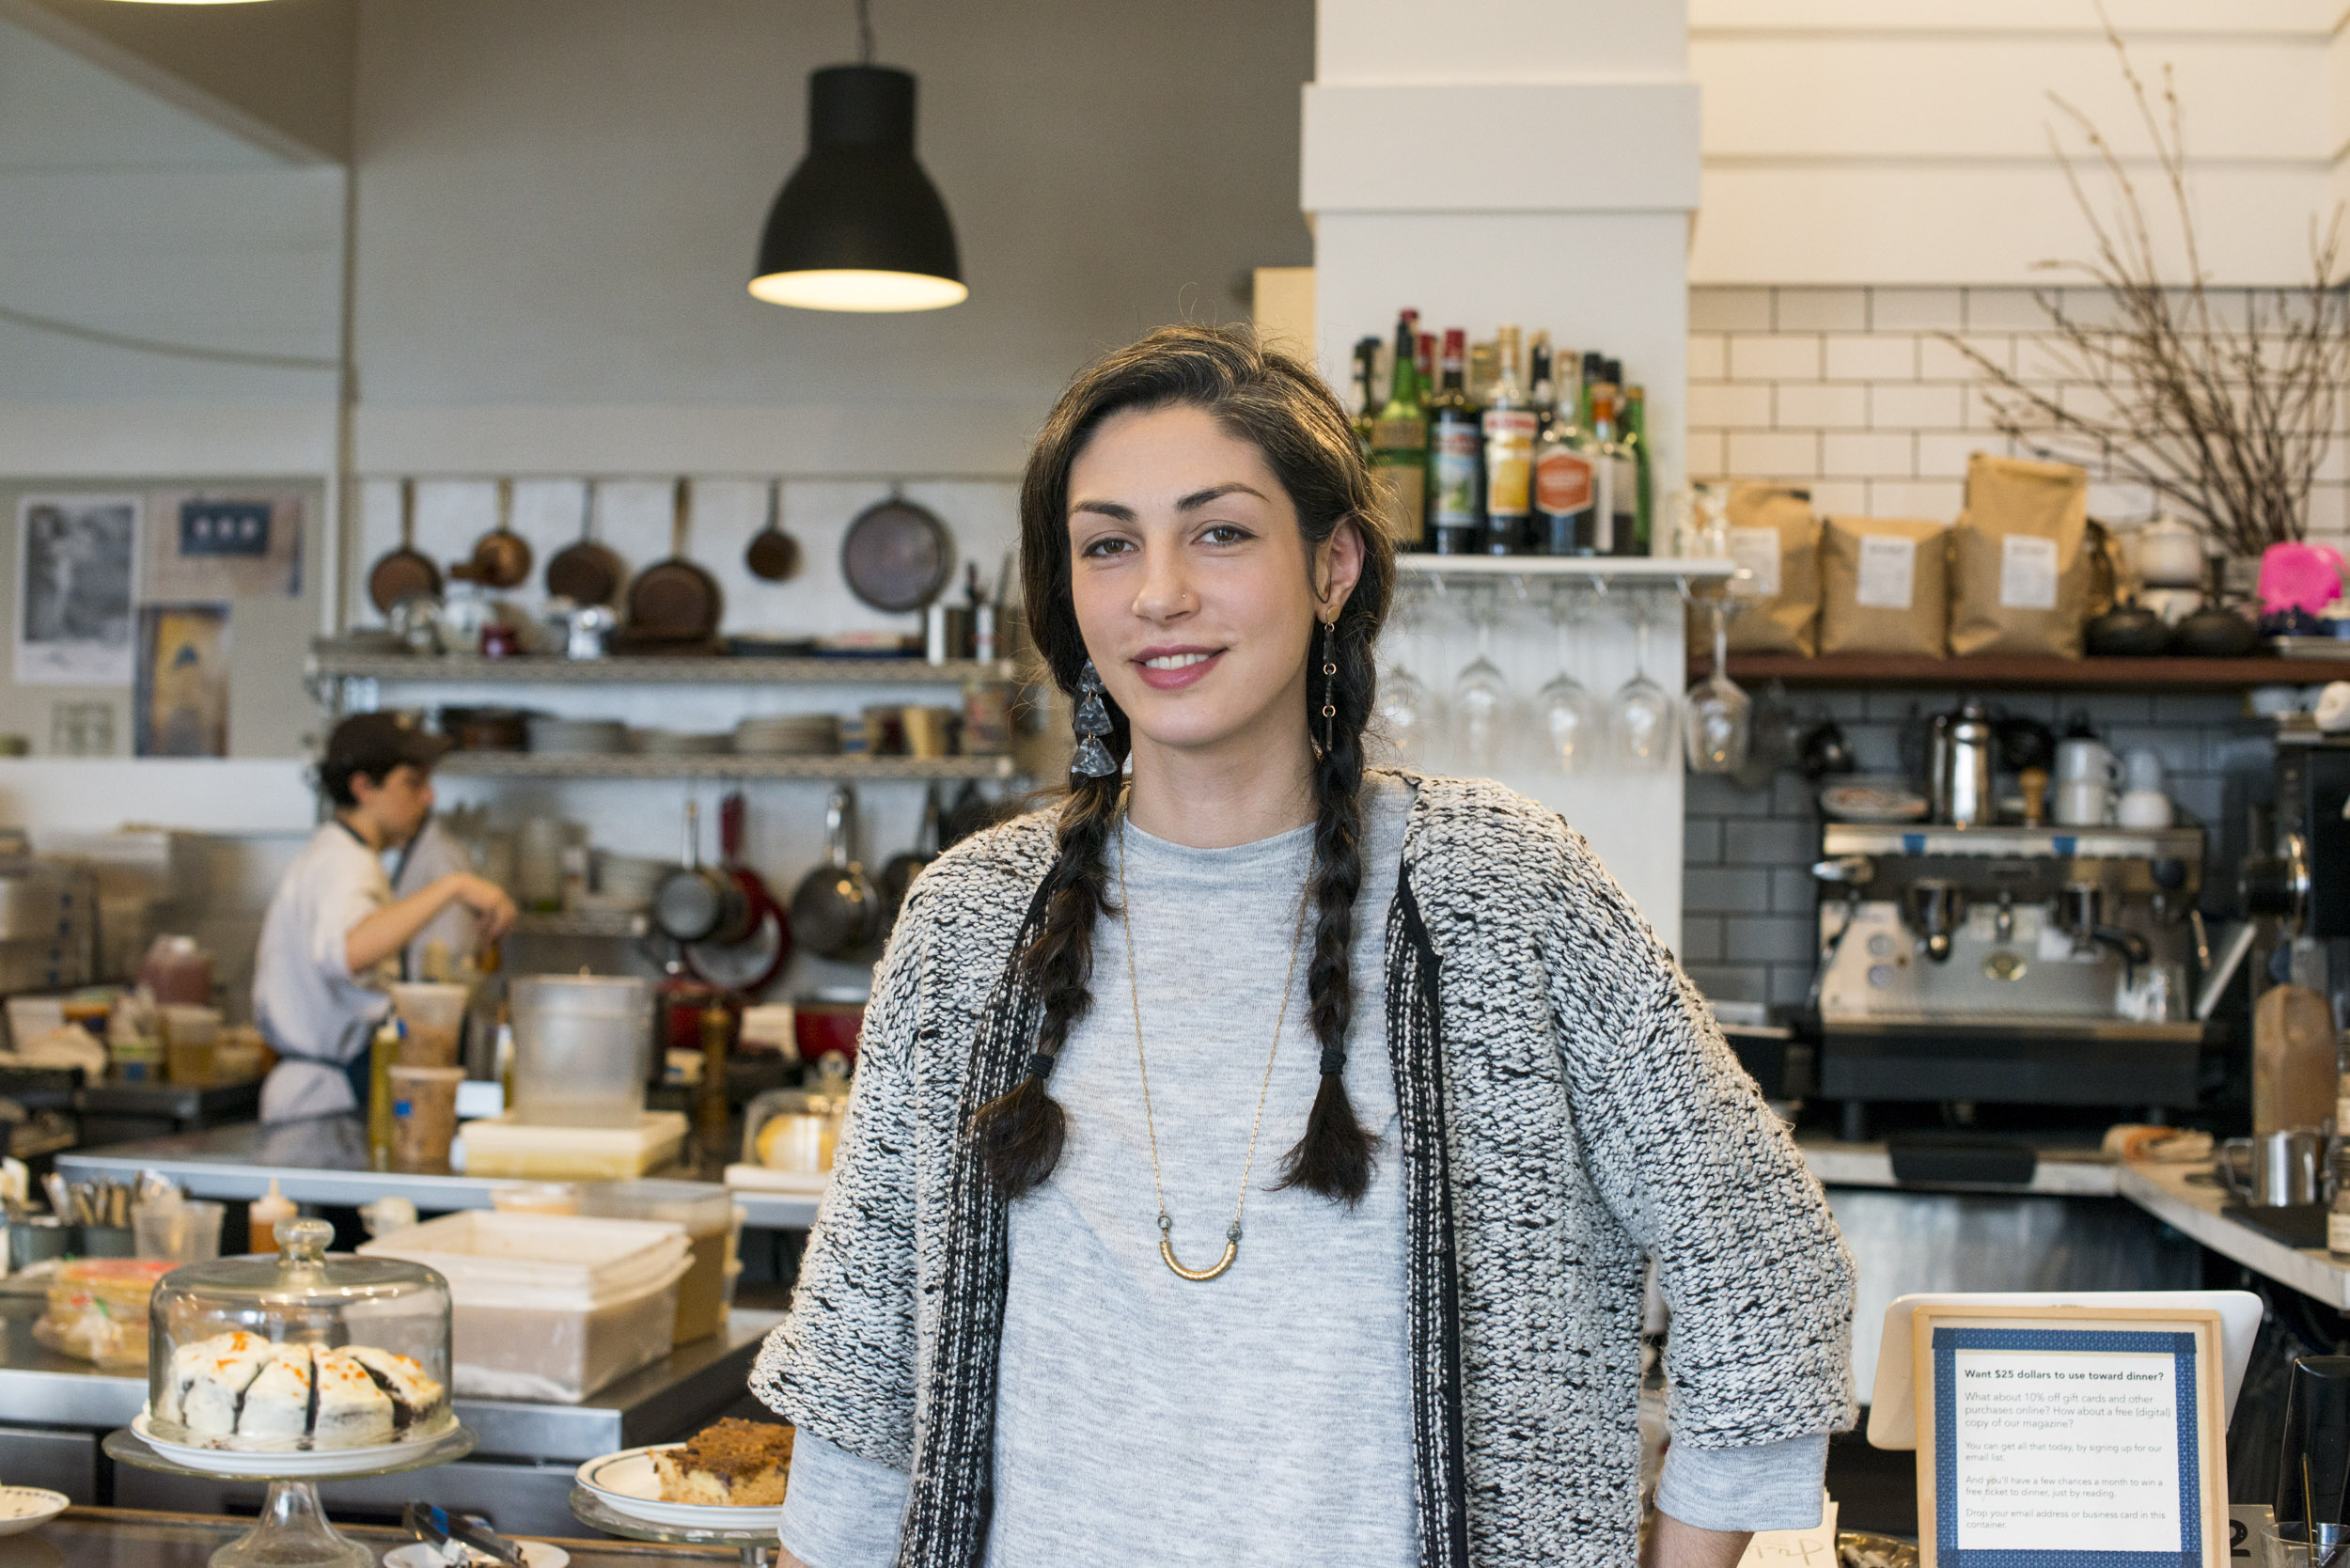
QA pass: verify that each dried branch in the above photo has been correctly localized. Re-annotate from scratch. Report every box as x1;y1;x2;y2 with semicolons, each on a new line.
1936;6;2350;557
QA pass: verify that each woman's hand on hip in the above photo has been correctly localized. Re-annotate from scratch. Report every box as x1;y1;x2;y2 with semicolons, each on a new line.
1644;1510;1753;1568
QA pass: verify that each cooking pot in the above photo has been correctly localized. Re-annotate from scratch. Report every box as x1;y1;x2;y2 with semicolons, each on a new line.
790;787;880;961
654;799;750;946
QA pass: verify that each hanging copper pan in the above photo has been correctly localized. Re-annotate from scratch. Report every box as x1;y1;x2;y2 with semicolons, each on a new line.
625;478;723;644
544;480;625;606
461;478;534;589
366;478;442;615
744;478;800;583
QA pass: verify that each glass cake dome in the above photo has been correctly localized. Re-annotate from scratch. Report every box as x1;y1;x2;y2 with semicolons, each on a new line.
146;1217;453;1453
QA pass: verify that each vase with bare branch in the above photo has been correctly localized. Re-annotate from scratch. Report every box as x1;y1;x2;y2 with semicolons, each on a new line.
1943;16;2350;564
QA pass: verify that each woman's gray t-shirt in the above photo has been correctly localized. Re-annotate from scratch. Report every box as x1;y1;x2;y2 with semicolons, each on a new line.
776;775;1823;1565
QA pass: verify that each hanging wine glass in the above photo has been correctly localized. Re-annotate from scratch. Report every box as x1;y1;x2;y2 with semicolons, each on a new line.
1684;596;1751;774
1449;582;1516;776
1374;582;1441;766
1533;581;1601;774
1607;592;1677;770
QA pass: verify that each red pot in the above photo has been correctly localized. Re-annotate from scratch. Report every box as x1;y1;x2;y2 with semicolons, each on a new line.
793;990;868;1071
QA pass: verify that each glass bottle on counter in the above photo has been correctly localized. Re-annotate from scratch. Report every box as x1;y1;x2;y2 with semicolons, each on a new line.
1480;325;1537;557
1369;310;1430;551
1621;384;1653;557
367;1015;400;1172
2333;1028;2350;1258
1425;329;1484;556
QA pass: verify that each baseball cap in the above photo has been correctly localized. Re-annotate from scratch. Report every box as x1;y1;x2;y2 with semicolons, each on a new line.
321;713;451;780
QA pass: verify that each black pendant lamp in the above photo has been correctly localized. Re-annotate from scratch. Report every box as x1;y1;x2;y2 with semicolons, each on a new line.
750;5;964;313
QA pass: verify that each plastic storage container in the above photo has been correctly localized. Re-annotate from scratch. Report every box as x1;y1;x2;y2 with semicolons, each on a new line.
144;1217;453;1453
389;982;469;1069
35;1257;176;1365
575;1181;739;1344
358;1210;690;1403
510;975;651;1127
458;1109;687;1180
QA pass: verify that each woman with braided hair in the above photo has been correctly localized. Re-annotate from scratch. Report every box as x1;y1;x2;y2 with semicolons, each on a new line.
754;325;1854;1568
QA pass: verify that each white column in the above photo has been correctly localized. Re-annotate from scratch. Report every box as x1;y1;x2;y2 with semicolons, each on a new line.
1305;0;1701;949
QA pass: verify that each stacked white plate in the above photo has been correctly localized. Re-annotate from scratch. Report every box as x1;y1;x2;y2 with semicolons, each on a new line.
527;717;629;755
734;714;840;756
596;852;667;907
632;729;732;756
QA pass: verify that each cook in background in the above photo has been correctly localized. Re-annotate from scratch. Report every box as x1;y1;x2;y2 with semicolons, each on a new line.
251;714;515;1121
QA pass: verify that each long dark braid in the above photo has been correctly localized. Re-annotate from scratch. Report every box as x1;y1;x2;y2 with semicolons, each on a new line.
972;323;1396;1206
1273;608;1380;1201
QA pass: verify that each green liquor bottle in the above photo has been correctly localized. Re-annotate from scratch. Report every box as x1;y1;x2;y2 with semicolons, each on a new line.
1369;311;1429;550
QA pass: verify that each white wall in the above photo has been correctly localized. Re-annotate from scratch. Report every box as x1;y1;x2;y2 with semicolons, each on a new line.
1307;0;1698;943
1689;0;2343;286
348;0;1314;484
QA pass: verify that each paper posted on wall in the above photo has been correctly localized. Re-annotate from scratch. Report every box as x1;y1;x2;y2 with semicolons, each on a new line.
16;494;138;686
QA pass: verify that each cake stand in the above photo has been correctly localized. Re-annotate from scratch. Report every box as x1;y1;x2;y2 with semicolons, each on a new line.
568;1486;776;1568
105;1423;476;1568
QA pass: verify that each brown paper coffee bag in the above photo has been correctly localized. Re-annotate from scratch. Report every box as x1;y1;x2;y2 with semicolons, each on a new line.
1723;483;1821;656
1949;453;2091;658
1819;515;1949;656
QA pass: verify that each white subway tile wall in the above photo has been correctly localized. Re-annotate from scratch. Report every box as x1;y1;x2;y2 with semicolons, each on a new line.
1684;285;2350;546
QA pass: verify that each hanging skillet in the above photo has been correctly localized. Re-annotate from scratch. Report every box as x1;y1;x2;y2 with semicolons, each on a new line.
367;478;442;615
744;478;801;583
461;478;534;589
625;478;724;645
544;480;625;606
840;492;953;613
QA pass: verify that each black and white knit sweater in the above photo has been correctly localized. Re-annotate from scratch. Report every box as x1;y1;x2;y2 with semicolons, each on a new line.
752;771;1856;1567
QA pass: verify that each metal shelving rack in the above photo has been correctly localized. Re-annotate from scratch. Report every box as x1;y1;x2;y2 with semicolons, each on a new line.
434;751;1019;781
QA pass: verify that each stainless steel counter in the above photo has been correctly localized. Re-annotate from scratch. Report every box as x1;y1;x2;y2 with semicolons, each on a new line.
0;1288;781;1463
53;1115;820;1231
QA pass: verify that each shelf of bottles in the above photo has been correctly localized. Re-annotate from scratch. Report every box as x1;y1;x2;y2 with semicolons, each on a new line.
1355;311;1686;565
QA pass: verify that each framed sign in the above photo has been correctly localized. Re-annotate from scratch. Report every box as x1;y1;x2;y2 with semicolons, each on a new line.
1912;1302;2229;1567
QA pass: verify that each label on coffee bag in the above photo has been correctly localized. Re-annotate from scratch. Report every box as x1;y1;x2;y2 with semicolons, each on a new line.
2000;534;2060;610
1855;534;1917;609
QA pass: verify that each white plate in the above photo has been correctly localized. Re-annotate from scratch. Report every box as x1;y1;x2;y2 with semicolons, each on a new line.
0;1488;68;1537
384;1540;569;1568
131;1413;458;1477
575;1446;784;1533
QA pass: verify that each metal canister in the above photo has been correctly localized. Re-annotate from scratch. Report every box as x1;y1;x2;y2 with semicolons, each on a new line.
1943;699;1996;827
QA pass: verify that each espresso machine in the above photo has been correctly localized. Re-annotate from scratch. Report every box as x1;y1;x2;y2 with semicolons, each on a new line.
1812;818;2207;1134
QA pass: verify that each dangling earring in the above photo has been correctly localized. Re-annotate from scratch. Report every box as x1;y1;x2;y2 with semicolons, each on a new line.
1318;616;1339;754
1071;659;1119;778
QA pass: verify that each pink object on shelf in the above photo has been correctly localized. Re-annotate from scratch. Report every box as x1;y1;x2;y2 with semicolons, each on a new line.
2257;541;2346;615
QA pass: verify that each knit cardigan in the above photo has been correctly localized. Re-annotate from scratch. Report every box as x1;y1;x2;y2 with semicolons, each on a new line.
751;771;1856;1567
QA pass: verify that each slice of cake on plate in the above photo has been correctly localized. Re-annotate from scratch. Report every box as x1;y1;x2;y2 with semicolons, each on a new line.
341;1344;447;1435
311;1348;396;1447
653;1419;794;1507
235;1344;315;1441
175;1332;278;1437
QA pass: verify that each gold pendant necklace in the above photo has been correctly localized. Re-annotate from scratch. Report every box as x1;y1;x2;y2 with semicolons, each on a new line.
1118;818;1309;1283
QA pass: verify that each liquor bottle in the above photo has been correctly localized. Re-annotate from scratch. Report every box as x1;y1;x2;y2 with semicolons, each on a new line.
1533;383;1597;557
1416;333;1436;400
1621;384;1653;557
1590;381;1638;558
1467;340;1498;405
1425;329;1484;556
1369;311;1430;550
1578;352;1604;430
1480;325;1538;556
1350;337;1381;457
1528;333;1556;442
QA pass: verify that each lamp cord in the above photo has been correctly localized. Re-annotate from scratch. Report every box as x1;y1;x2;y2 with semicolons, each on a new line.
854;0;874;64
